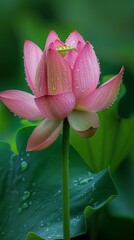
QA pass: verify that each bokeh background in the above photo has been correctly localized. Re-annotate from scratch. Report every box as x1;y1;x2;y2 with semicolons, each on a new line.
0;1;134;239
0;0;134;141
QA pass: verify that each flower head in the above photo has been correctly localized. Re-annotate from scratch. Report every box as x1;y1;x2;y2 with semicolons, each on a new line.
0;30;124;151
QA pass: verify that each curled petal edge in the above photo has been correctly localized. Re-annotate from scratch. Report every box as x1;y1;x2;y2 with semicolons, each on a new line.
73;127;97;138
68;110;100;132
77;66;124;112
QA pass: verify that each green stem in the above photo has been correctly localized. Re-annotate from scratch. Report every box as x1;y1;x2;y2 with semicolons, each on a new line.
90;212;99;240
62;118;70;240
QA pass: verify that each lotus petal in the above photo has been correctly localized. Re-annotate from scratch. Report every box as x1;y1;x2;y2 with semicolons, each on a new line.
73;42;100;100
46;49;72;95
77;67;124;112
27;119;63;151
35;92;75;119
0;90;44;120
24;40;43;95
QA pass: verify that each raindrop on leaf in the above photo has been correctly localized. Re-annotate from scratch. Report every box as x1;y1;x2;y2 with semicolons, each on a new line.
18;207;23;214
22;202;29;209
32;191;37;196
21;161;28;171
22;191;31;200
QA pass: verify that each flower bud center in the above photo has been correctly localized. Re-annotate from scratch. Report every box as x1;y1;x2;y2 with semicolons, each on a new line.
56;45;75;56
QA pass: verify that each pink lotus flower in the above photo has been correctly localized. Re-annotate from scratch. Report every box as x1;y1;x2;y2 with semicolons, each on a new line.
0;31;124;151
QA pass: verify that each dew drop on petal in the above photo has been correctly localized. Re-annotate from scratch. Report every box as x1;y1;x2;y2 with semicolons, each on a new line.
52;86;56;92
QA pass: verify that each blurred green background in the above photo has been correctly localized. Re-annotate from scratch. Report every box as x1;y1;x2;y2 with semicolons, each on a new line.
0;0;134;142
0;1;134;239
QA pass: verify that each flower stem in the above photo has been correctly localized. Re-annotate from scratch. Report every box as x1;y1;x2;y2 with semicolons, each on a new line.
62;118;70;240
90;212;99;240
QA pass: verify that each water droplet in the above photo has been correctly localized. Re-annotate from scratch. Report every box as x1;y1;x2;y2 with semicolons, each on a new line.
22;191;31;200
32;192;37;196
21;161;28;171
79;193;84;198
29;201;32;205
79;178;90;184
88;172;94;178
69;99;72;104
92;201;99;207
27;153;30;157
52;86;56;91
72;40;75;44
20;157;24;161
22;177;25;182
22;202;29;209
46;228;49;232
18;207;23;214
91;182;95;188
73;176;93;186
56;234;62;238
40;220;44;227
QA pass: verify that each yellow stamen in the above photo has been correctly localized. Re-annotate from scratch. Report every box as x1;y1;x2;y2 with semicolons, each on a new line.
56;45;75;56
